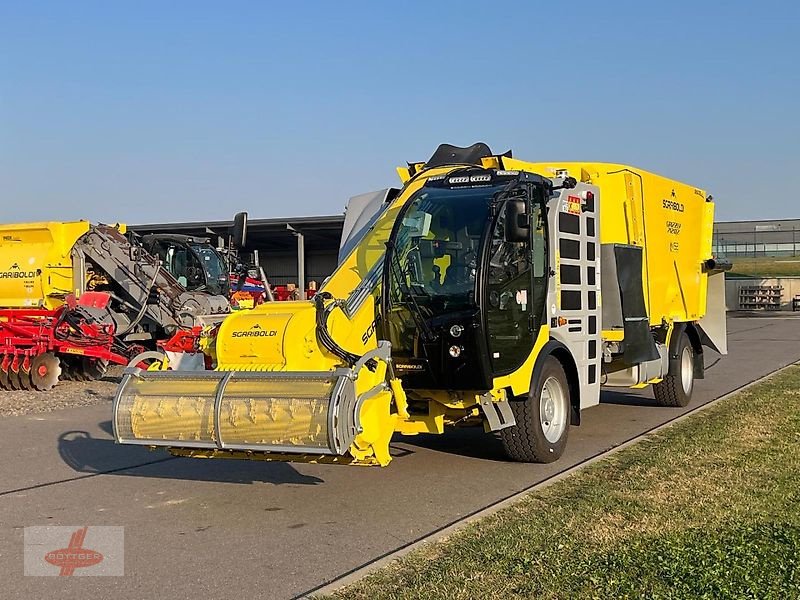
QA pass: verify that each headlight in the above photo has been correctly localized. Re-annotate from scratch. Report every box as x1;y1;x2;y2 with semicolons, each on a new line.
448;345;462;358
449;324;464;338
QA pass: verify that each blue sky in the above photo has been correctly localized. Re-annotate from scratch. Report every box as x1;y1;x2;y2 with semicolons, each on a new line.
1;1;798;224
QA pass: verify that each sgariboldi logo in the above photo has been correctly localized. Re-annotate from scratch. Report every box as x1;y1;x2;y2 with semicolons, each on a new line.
231;323;278;338
0;263;37;279
44;527;103;576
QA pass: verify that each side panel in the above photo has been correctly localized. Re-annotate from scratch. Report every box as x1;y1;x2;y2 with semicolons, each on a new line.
625;169;708;323
0;221;91;309
516;162;714;325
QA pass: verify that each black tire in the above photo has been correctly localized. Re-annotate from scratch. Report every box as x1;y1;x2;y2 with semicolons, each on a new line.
500;355;571;463
81;357;108;381
653;331;695;407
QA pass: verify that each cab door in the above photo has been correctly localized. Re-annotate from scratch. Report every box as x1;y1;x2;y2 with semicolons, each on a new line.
484;194;547;375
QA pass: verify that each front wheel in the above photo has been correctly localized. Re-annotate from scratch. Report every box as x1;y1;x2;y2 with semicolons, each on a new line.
500;355;571;463
653;331;695;407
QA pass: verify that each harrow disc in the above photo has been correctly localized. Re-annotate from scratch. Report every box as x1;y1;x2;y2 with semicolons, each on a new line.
0;362;9;390
31;353;62;391
19;366;33;391
81;357;108;381
8;368;22;390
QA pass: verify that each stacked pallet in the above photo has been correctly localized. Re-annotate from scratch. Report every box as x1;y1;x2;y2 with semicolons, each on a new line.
738;285;782;310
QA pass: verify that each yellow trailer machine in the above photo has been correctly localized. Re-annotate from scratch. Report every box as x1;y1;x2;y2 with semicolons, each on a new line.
113;143;728;466
0;221;94;309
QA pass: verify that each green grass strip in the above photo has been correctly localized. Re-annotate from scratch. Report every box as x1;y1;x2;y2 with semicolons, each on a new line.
329;366;800;600
727;257;800;278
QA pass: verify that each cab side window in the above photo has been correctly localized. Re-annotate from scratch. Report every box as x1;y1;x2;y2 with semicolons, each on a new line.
486;201;534;374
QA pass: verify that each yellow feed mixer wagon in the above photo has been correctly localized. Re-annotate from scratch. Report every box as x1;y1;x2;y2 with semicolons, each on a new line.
113;143;730;467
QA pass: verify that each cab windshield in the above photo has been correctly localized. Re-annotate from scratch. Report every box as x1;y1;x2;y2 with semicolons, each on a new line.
192;244;229;296
386;184;503;309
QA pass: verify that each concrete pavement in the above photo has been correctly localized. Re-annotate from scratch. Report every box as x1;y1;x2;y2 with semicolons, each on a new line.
1;315;798;599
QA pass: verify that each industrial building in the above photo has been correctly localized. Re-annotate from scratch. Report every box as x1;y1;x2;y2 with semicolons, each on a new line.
132;214;345;290
131;216;800;290
713;218;800;258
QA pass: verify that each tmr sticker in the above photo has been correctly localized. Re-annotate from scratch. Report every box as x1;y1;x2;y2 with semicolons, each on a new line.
231;323;278;338
563;196;582;215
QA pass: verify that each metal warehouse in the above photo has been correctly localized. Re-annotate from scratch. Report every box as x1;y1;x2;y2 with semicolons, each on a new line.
713;218;800;258
131;214;345;293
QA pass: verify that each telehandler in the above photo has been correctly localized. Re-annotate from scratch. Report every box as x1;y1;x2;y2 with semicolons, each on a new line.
113;143;729;466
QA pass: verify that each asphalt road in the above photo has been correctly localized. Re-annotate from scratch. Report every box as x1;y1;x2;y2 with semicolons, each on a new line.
2;315;799;599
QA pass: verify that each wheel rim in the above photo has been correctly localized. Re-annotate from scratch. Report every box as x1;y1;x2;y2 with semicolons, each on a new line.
540;376;568;443
681;345;693;394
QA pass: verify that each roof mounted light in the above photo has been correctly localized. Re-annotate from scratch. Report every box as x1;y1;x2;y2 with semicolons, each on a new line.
447;173;493;185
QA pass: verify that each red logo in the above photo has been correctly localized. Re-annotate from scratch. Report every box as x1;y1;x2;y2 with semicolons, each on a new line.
44;526;104;576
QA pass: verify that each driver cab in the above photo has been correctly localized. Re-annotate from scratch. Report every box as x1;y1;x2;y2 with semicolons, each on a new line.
384;175;550;390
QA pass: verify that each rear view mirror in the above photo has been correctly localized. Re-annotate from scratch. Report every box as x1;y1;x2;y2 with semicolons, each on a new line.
232;212;248;249
504;199;529;243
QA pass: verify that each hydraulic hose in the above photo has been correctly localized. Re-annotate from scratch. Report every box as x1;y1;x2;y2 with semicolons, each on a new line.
314;292;377;371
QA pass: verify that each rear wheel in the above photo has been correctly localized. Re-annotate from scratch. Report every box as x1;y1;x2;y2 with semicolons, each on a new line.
500;355;571;463
653;331;695;407
81;357;108;381
61;356;85;381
